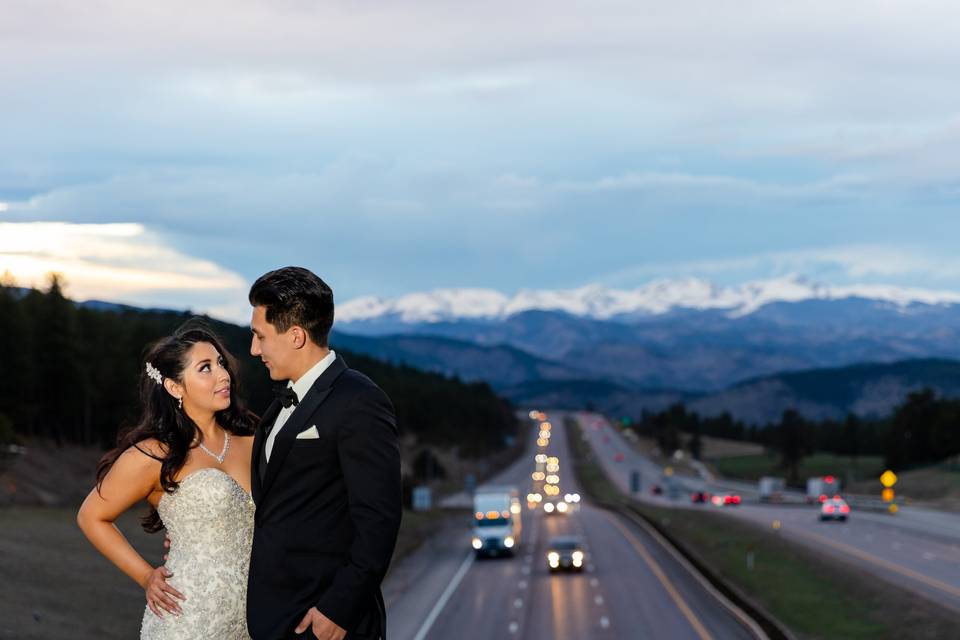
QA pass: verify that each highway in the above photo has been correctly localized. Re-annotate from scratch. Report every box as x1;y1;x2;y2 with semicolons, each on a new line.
580;412;960;614
385;413;764;640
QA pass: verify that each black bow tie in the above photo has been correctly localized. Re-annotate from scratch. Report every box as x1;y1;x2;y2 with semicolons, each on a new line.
274;385;299;409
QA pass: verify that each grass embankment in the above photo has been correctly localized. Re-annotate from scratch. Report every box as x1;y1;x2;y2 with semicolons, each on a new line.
711;452;885;487
566;418;959;640
849;462;960;509
710;448;960;507
390;507;469;569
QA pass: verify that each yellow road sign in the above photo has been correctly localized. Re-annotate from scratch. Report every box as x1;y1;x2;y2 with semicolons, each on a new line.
880;470;898;488
882;488;895;502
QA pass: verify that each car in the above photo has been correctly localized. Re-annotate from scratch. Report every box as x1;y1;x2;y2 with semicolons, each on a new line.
690;490;710;503
546;535;585;573
543;500;569;515
712;493;740;506
820;496;850;521
651;484;663;496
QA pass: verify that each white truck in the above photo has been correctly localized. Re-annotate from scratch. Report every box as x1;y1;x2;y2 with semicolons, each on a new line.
806;475;841;503
471;485;522;557
759;476;785;502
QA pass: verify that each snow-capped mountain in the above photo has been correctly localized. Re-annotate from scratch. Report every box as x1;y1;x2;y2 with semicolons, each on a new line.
337;275;960;325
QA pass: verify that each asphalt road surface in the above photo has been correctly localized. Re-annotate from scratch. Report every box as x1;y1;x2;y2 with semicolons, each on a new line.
580;412;960;615
385;413;763;640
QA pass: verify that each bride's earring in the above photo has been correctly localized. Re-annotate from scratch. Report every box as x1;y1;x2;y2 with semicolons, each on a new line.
178;397;183;410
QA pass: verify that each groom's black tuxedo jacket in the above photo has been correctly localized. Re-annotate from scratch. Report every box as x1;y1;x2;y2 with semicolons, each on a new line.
247;355;402;640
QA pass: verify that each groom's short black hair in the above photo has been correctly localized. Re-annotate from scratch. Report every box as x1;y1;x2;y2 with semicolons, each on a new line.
249;267;334;347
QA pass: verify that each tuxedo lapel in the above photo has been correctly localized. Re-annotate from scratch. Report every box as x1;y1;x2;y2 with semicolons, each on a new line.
258;355;348;501
252;399;282;504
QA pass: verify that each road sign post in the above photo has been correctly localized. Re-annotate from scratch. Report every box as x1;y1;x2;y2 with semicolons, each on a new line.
630;470;640;494
880;469;897;512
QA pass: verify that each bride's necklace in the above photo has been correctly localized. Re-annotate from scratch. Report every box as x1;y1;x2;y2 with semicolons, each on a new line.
197;431;230;464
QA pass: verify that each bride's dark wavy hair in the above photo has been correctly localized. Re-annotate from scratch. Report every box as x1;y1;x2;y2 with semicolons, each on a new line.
96;319;258;533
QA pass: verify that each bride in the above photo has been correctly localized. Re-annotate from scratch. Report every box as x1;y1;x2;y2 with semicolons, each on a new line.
77;321;258;639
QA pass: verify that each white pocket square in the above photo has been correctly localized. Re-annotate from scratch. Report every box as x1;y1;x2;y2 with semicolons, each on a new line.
296;425;320;440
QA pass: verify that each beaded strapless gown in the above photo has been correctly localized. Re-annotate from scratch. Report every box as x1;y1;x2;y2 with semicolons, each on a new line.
140;468;255;639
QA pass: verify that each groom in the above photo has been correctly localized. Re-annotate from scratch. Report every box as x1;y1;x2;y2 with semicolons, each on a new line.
247;267;402;640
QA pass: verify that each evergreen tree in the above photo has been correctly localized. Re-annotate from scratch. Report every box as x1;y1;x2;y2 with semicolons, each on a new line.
0;282;32;431
777;409;808;485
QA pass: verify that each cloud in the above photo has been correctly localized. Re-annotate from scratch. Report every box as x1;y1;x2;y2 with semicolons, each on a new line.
596;244;960;290
554;171;875;203
5;2;960;304
0;222;250;321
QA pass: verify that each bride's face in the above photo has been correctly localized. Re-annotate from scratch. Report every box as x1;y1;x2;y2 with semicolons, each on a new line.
178;342;232;416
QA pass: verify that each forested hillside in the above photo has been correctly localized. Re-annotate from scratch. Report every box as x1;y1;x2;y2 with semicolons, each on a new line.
0;278;517;458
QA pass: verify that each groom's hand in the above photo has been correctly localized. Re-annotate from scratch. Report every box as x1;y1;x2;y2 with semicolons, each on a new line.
294;607;345;640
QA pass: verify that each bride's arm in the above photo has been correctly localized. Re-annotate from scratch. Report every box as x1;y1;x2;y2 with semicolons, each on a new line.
76;444;184;617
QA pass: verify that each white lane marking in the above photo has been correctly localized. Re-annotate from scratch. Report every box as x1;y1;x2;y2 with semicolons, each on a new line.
595;595;604;605
923;552;936;560
518;580;528;589
608;510;766;640
509;621;519;634
587;563;596;572
892;542;902;550
522;565;531;575
412;552;475;640
514;598;524;608
600;616;610;629
590;578;599;587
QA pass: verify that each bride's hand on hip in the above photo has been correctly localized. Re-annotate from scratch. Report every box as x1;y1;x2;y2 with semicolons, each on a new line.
141;566;186;618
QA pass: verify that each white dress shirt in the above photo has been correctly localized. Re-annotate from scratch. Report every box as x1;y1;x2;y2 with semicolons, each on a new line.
265;350;336;462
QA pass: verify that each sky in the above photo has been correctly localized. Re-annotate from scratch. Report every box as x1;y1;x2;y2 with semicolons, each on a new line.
3;1;960;322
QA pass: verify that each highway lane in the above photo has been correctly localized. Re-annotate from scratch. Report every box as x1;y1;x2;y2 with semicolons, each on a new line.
387;412;762;640
384;418;545;640
579;411;960;614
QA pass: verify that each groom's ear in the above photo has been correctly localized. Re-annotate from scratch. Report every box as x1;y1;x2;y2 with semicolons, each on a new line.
290;326;307;350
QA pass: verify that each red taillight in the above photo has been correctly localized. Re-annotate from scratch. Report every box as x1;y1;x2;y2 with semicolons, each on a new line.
833;494;841;500
840;505;850;514
733;495;741;504
824;505;834;513
818;494;827;503
824;475;835;483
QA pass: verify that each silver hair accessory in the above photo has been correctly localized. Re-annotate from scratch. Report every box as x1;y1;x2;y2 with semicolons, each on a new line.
145;362;164;385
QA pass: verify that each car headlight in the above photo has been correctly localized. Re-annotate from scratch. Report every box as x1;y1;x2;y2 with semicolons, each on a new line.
572;551;584;562
547;552;559;563
471;537;482;550
544;503;555;513
557;502;568;513
504;536;515;548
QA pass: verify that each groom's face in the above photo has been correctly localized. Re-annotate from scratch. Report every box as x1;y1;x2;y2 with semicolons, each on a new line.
250;305;295;381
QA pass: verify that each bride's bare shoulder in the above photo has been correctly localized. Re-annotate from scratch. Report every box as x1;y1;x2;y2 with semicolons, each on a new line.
128;438;168;462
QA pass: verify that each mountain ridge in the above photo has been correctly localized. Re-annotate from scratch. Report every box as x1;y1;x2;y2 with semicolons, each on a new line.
338;275;960;325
